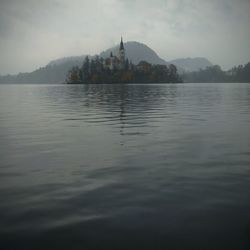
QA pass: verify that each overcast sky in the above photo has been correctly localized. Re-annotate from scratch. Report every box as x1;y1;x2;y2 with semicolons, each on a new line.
0;0;249;75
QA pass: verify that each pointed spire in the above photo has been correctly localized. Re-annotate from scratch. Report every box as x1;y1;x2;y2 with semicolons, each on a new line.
120;36;124;50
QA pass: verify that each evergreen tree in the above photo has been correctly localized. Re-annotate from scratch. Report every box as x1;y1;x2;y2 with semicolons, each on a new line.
82;56;90;82
67;57;182;84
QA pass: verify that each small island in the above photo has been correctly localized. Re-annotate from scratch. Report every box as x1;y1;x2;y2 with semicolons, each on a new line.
66;38;182;84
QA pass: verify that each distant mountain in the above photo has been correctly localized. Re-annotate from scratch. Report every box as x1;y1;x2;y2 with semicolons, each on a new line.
0;56;88;84
100;41;168;65
169;57;213;72
0;42;212;83
47;55;87;67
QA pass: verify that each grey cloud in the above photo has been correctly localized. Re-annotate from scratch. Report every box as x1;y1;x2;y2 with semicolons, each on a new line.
0;0;249;74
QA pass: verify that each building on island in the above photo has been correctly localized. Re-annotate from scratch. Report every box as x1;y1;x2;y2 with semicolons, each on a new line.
104;37;126;70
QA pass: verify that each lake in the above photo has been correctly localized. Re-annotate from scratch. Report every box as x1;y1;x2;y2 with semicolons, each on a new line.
0;83;250;250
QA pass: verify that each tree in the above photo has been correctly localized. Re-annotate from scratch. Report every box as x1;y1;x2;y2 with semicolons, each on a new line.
67;56;182;84
68;67;79;83
82;56;90;82
125;59;129;70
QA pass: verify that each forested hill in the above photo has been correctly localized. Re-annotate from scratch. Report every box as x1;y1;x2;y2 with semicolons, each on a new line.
67;58;182;84
169;57;213;72
0;57;87;84
182;63;250;83
100;41;167;65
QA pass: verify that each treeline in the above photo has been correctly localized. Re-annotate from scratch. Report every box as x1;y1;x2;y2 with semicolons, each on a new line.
183;62;250;83
66;56;182;84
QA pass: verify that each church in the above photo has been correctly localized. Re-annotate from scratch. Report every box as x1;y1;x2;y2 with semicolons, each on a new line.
104;37;126;70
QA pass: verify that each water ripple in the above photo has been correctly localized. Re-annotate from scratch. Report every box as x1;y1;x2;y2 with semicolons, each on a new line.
1;83;250;249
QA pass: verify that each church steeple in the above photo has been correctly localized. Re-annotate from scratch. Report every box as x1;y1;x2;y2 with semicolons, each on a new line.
119;37;125;69
119;37;124;51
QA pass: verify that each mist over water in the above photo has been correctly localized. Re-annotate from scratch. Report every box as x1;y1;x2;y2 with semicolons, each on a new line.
0;83;250;249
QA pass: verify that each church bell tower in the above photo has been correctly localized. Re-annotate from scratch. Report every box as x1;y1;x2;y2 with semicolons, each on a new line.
119;37;125;68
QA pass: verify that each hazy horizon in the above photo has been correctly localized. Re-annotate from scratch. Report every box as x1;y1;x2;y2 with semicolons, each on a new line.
0;0;250;75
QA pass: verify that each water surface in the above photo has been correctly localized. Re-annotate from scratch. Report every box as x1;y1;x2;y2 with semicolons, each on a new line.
0;83;250;249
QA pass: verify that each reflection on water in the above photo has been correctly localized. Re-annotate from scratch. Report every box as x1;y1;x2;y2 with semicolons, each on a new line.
40;84;178;131
0;83;250;250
